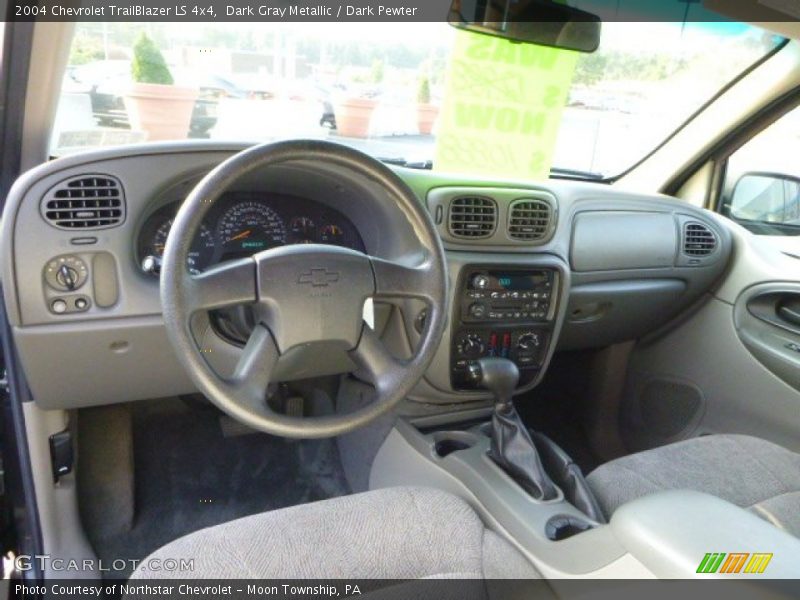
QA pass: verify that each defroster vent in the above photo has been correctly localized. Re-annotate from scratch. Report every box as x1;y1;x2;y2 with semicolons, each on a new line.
449;196;497;239
683;222;717;256
42;175;125;229
508;199;552;241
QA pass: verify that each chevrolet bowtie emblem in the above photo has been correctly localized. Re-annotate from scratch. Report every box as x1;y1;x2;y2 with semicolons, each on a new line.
298;268;340;287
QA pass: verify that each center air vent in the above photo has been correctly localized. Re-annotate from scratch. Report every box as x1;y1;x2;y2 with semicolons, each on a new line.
449;196;497;239
683;222;717;256
42;175;125;230
508;199;552;241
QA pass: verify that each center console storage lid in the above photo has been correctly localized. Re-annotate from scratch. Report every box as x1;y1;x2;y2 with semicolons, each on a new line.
610;490;800;578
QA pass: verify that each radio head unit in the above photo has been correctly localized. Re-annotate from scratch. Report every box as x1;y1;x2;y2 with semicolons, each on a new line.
461;269;556;323
452;267;560;391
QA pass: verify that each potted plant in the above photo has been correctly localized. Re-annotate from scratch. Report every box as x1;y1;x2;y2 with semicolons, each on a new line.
334;62;383;139
123;33;197;141
416;75;439;136
334;94;377;138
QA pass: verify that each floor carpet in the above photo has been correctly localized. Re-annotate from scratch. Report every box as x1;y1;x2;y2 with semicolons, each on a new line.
515;351;603;475
80;398;350;578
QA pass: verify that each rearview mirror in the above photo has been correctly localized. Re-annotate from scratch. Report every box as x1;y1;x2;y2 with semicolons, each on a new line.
730;172;800;227
448;0;602;53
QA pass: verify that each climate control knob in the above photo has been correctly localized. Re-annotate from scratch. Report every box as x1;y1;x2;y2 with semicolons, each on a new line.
517;332;541;351
457;334;485;359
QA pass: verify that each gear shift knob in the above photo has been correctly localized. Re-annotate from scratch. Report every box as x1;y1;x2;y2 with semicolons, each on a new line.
468;357;519;410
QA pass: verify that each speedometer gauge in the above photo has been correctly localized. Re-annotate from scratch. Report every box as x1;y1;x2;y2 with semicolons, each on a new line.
218;201;286;259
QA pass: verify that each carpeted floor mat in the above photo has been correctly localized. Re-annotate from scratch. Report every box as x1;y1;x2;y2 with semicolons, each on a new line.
80;398;350;578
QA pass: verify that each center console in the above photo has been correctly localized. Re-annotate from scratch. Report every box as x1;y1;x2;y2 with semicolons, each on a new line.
372;417;800;577
451;267;559;390
370;416;634;578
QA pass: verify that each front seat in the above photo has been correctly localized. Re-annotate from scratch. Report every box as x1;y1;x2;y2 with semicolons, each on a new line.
129;486;541;580
587;434;800;537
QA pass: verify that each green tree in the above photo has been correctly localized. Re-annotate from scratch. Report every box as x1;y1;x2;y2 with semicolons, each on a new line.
417;75;431;104
573;53;607;86
370;59;385;84
69;33;104;66
131;32;173;85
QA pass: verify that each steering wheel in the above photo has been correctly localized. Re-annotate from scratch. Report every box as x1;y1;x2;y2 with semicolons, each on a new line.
161;140;448;438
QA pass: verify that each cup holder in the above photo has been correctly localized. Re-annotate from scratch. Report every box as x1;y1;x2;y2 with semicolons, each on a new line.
432;432;477;458
435;439;471;457
545;515;594;541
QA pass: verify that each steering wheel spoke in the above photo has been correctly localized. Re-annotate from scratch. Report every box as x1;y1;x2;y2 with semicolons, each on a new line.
230;324;280;405
349;325;407;394
370;255;436;304
186;257;257;312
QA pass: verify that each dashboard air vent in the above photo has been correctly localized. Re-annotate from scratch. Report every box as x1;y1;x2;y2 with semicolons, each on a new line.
508;199;552;241
683;222;717;256
42;175;125;229
449;196;497;239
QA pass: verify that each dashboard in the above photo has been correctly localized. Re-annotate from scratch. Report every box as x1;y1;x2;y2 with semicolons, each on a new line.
0;142;734;409
136;192;365;275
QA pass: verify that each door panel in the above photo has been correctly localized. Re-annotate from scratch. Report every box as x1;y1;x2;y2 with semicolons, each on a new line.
620;223;800;453
736;282;800;394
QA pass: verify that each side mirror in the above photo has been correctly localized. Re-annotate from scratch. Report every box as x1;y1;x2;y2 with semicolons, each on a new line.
449;0;601;53
730;172;800;228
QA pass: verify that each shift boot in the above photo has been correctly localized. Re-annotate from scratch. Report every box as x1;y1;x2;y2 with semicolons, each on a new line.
469;358;558;501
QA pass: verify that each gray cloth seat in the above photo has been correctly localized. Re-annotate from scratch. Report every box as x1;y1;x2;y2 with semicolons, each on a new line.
587;434;800;537
129;486;540;580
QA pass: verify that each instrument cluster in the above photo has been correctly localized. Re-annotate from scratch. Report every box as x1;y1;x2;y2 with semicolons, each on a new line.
137;192;366;275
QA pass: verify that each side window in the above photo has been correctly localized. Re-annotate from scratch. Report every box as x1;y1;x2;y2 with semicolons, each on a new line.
721;106;800;236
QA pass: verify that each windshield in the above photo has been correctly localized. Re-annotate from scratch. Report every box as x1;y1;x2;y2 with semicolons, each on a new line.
53;22;782;179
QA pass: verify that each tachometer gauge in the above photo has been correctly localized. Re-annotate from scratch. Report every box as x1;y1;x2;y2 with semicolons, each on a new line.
218;201;286;259
289;216;316;244
152;219;215;274
319;223;345;246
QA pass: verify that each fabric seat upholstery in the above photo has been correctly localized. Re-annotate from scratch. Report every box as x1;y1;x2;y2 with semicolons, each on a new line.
129;486;540;580
587;434;800;537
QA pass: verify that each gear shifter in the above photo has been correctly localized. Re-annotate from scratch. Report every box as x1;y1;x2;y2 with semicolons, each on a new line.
469;358;558;501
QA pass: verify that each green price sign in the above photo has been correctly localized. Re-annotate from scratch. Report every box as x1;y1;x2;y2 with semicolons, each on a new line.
435;30;578;180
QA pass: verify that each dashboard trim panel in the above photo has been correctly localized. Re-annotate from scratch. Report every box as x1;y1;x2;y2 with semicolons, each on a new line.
0;142;734;409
